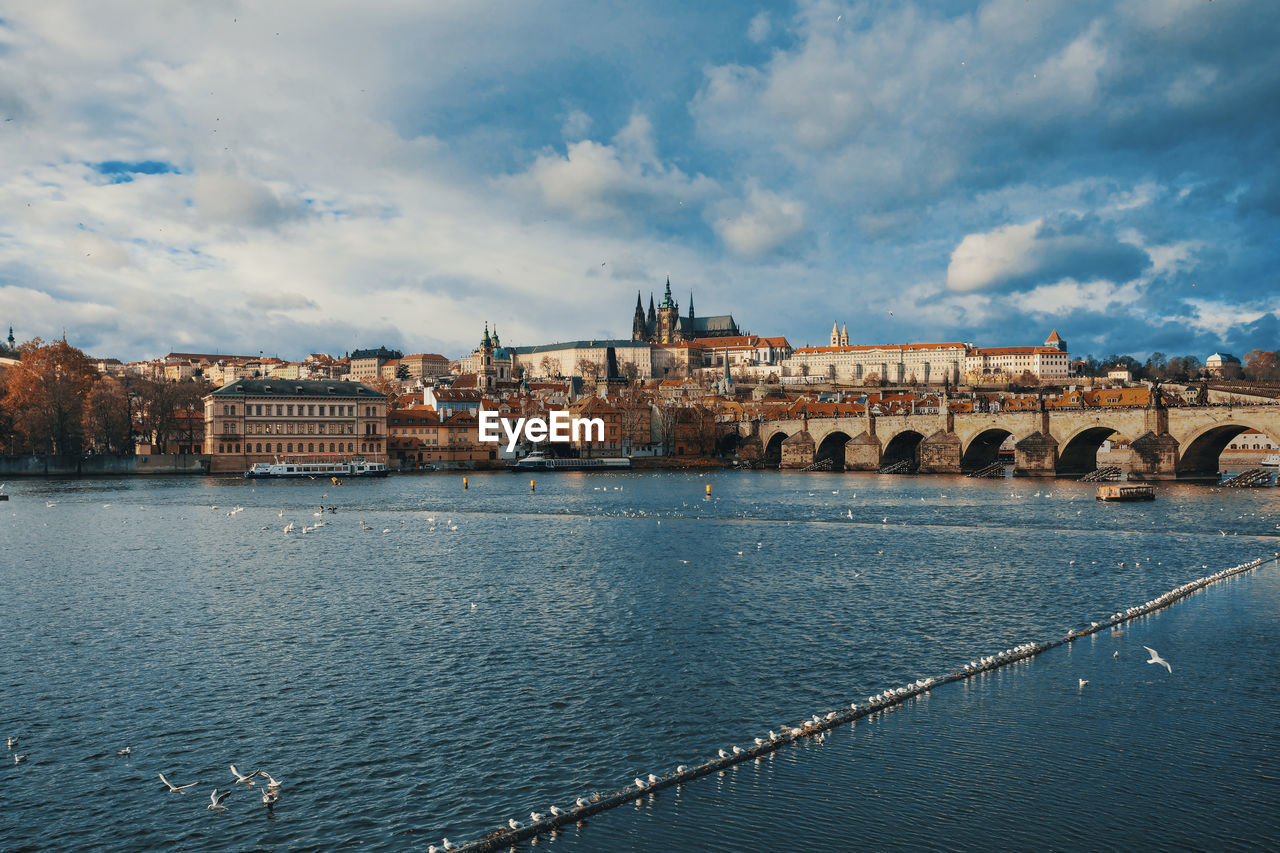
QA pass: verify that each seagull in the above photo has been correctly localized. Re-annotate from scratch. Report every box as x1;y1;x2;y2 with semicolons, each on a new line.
6;736;17;750
1113;651;1119;659
675;766;686;774
530;811;544;822
633;777;645;789
116;746;131;756
229;764;258;787
208;788;232;812
550;805;565;816
159;772;197;793
261;788;279;807
718;748;728;759
258;771;282;790
576;797;588;807
1078;678;1088;689
1144;646;1172;673
508;818;520;830
14;753;28;764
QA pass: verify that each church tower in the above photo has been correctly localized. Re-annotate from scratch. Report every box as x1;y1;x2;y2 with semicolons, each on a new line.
830;322;840;347
656;276;681;344
479;322;496;392
632;291;647;341
840;323;849;346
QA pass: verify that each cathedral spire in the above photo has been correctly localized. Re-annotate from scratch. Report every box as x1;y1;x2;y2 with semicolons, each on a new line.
689;290;695;319
647;293;656;324
632;291;647;341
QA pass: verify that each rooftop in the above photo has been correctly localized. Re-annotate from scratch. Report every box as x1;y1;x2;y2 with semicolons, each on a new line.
209;379;386;398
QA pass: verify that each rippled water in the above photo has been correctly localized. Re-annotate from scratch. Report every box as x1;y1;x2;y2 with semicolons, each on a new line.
1;472;1278;851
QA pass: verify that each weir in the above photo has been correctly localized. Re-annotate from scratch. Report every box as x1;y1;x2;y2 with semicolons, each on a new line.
453;554;1277;852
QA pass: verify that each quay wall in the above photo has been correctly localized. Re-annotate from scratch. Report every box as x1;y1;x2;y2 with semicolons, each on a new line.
0;454;210;477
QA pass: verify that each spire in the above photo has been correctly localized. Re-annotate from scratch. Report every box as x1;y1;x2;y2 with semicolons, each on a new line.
689;290;695;319
647;293;656;324
830;322;839;347
659;275;677;310
492;326;500;347
841;323;848;346
632;291;647;341
482;321;491;347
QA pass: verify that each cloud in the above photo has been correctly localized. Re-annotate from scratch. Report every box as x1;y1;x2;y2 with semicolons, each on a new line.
947;216;1149;293
747;11;771;43
712;182;806;257
506;112;717;222
193;174;309;229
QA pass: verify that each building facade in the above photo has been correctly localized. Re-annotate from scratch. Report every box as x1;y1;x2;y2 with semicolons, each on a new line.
203;379;388;474
631;277;740;345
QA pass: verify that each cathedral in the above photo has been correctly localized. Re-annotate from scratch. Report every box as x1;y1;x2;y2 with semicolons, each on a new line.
631;277;740;345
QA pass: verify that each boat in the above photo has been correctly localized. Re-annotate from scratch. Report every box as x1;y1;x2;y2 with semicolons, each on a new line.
245;457;388;479
509;451;631;471
1262;453;1278;468
1096;484;1155;502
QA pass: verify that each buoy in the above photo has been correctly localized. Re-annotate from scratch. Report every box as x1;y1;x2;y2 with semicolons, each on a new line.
463;477;469;489
705;484;712;496
530;479;536;492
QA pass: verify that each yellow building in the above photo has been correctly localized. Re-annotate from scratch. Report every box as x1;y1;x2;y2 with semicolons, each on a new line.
203;378;388;474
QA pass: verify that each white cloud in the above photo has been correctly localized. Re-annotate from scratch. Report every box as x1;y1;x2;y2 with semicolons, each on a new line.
712;182;806;256
747;11;771;43
947;220;1043;293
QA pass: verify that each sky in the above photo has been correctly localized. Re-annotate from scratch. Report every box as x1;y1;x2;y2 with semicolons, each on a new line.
0;0;1277;363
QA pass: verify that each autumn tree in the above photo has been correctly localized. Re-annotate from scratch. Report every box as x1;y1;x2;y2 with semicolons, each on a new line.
5;338;99;455
82;376;135;454
1244;350;1280;382
367;375;404;410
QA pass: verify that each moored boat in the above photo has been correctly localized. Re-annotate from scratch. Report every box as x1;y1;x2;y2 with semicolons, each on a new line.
1096;484;1155;502
245;457;388;479
509;451;631;471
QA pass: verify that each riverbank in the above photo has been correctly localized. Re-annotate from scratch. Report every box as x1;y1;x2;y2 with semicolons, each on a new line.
0;453;209;477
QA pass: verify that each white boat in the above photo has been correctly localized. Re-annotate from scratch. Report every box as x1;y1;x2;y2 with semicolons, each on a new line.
1263;453;1279;468
245;458;388;479
510;451;630;471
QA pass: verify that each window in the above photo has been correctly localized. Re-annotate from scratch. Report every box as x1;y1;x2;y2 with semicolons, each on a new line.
308;443;314;452
287;443;293;452
256;443;262;453
287;405;294;416
277;443;282;453
276;405;283;416
308;405;314;416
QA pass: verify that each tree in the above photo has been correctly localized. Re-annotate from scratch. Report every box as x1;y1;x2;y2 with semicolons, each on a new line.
826;364;837;381
1144;351;1168;380
5;338;98;455
1244;350;1280;382
575;358;600;391
540;356;558;379
799;363;811;378
395;362;411;380
82;376;134;455
619;360;640;382
367;375;403;410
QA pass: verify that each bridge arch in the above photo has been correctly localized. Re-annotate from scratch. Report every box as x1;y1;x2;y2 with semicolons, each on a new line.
764;431;788;466
1177;422;1280;480
882;429;925;471
1056;425;1119;477
960;428;1013;472
816;431;852;470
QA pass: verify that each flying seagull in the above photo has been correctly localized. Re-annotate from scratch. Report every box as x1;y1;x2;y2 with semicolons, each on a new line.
229;764;258;787
158;772;197;793
208;788;232;812
1144;646;1172;673
1078;678;1088;689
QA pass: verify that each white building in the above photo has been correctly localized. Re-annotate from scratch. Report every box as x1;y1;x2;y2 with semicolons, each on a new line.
785;342;968;385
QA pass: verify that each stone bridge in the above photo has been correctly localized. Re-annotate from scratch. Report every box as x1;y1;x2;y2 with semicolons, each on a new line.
723;401;1280;480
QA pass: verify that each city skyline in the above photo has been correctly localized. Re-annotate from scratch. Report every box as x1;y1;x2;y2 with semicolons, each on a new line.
2;1;1278;363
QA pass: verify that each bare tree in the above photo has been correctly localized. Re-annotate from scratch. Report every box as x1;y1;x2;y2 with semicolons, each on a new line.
82;376;134;455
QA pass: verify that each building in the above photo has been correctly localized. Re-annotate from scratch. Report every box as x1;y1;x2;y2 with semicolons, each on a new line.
349;346;403;380
788;342;968;385
203;378;388;474
1205;352;1242;377
400;353;450;378
631;278;740;345
964;331;1070;382
510;338;653;381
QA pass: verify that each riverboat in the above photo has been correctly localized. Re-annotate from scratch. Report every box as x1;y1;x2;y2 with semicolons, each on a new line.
1262;453;1278;468
1096;484;1155;502
509;451;631;471
245;458;388;479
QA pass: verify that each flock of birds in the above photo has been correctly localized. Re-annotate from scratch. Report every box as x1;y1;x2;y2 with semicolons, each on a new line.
449;555;1270;852
156;764;286;814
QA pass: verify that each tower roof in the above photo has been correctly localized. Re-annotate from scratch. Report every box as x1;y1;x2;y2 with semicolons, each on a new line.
1046;329;1063;342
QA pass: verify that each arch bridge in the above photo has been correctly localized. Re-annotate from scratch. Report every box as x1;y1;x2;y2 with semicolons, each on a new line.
731;402;1280;480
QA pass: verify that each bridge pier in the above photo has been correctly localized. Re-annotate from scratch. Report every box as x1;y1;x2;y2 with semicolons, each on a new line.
1014;431;1058;477
780;429;816;469
1128;431;1180;481
918;430;962;474
844;416;881;471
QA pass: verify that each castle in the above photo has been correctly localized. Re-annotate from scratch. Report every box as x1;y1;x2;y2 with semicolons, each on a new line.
631;277;740;345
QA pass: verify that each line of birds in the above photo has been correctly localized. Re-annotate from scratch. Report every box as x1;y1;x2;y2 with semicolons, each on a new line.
457;557;1269;850
157;764;285;813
